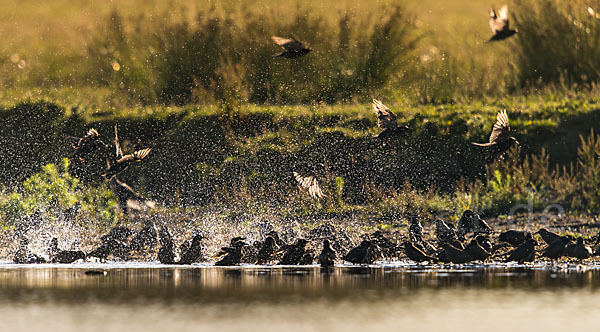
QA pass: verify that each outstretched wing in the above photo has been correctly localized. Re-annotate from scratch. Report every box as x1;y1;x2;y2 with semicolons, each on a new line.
489;5;510;33
271;36;304;51
488;110;511;144
86;128;99;138
293;172;325;199
118;148;152;163
372;99;398;131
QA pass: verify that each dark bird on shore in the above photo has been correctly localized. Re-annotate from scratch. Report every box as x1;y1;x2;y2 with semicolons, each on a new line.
371;99;409;139
473;214;493;235
266;230;287;248
472;110;519;159
409;217;424;242
499;230;530;247
487;5;517;42
443;244;475;264
157;226;176;264
465;239;491;261
293;172;324;200
542;236;572;261
129;220;158;253
13;238;46;264
475;235;493;253
271;36;311;58
299;251;315;265
370;231;399;259
435;219;460;247
68;128;106;162
564;237;592;260
457;210;475;239
179;234;205;265
343;240;381;264
110;177;156;216
536;228;562;246
256;236;278;265
505;237;537;263
318;239;337;267
88;226;133;261
48;238;86;263
241;241;261;264
278;239;310;265
215;238;248;266
403;241;436;263
101;125;151;179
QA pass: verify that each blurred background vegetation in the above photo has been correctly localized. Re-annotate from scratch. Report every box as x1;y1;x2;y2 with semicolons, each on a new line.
1;0;600;227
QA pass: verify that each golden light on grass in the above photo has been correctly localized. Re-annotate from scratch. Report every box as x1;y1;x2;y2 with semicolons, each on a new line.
112;60;121;71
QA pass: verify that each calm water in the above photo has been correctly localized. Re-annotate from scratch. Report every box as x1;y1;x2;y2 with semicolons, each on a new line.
1;262;600;331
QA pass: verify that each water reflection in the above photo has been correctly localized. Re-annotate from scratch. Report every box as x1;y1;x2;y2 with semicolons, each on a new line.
1;264;599;304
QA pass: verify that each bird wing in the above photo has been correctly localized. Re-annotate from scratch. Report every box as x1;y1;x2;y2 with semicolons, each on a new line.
489;6;510;32
271;36;304;51
86;128;99;138
372;99;398;131
488;110;511;144
294;172;325;199
114;124;123;158
133;148;152;160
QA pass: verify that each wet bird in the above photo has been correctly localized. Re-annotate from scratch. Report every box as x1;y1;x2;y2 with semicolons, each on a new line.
48;238;86;263
564;237;592;260
499;230;530;247
298;251;315;265
271;36;311;58
472;110;519;159
256;236;278;265
318;239;337;267
129;220;158;253
403;241;436;263
487;5;517;42
101;124;151;179
505;237;537;263
542;236;572;261
435;219;460;247
215;238;249;266
157;226;176;264
293;172;325;200
110;177;156;216
536;228;562;246
343;240;381;264
371;99;409;139
179;234;205;264
409;217;424;243
241;241;260;264
13;238;46;264
68;128;106;162
443;244;475;264
475;235;493;253
457;210;475;239
278;239;310;265
88;226;133;261
465;239;491;261
370;231;399;259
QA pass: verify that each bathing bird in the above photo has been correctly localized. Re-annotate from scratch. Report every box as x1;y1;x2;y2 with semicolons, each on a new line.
88;226;133;261
475;235;493;253
564;237;592;260
179;234;205;264
443;244;475;264
278;239;310;265
101;124;151;179
472;110;519;159
499;230;530;247
215;238;248;266
370;231;399;259
293;172;325;200
465;239;491;261
129;220;158;253
488;5;517;42
256;236;279;265
542;236;571;261
48;238;86;263
371;99;409;139
271;36;311;58
435;219;461;247
318;239;337;267
403;241;436;263
68;128;106;162
343;240;381;264
13;238;46;264
157;226;176;264
505;236;537;263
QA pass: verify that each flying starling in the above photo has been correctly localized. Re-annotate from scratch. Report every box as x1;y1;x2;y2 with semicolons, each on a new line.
472;110;519;158
488;5;517;42
101;124;151;179
271;36;311;58
68;128;106;162
318;239;337;267
371;99;409;139
293;172;325;200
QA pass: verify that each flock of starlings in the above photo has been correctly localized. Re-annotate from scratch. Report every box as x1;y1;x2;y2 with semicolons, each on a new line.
14;5;589;267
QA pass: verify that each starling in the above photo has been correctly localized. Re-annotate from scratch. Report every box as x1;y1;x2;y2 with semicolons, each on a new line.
473;213;493;234
403;241;436;263
298;251;315;265
564;237;592;260
342;240;381;264
278;239;310;265
157;226;176;264
109;177;156;217
271;36;311;58
215;238;248;266
318;239;337;267
371;99;409;139
487;5;517;42
472;110;519;158
408;217;424;242
101;124;151;179
13;238;46;264
48;238;86;263
475;235;493;253
241;241;260;264
256;236;278;265
68;128;106;162
370;231;399;259
465;239;491;261
179;234;205;264
536;228;562;246
435;219;460;247
129;220;158;253
542;236;571;261
505;237;537;263
88;226;133;261
293;172;325;200
457;210;475;239
499;230;530;247
443;244;475;264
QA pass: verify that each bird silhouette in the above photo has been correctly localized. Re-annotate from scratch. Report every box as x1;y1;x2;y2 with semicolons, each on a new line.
505;236;537;263
48;238;86;263
472;110;519;159
318;239;337;267
293;172;325;200
370;231;399;259
499;230;530;247
88;226;133;261
215;238;248;266
371;99;409;139
542;236;571;261
536;228;562;246
278;239;310;265
271;36;311;58
68;128;106;162
101;124;151;179
403;241;436;263
443;244;475;264
564;237;592;260
157;226;176;264
488;5;517;42
343;240;381;264
465;239;491;261
110;177;156;217
179;234;205;264
256;236;279;265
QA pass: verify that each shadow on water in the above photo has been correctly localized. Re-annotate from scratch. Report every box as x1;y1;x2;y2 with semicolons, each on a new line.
2;265;600;304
